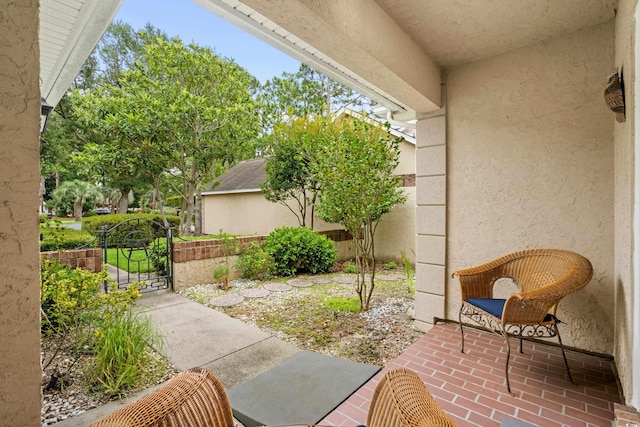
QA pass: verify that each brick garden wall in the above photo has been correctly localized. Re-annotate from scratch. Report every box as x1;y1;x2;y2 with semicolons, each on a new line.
172;230;355;291
41;249;102;273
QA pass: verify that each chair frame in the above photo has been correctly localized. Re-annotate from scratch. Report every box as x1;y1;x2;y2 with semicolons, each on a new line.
452;249;593;395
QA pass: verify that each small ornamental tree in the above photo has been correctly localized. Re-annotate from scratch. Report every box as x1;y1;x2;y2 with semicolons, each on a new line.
261;116;328;229
315;119;407;311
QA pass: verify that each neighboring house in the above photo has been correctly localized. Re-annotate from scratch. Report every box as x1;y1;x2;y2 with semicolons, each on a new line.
2;1;639;423
201;110;416;261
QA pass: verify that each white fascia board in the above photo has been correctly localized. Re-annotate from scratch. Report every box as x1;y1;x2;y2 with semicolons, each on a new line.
40;0;123;107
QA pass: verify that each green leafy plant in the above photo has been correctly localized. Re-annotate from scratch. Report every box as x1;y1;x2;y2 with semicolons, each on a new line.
384;261;397;270
400;250;415;294
236;241;275;280
213;264;230;286
342;260;357;274
264;226;337;276
149;240;169;276
82;214;179;247
213;229;237;289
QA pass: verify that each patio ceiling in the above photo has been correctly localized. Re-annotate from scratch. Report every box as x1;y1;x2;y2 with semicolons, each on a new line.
193;0;615;120
39;0;123;107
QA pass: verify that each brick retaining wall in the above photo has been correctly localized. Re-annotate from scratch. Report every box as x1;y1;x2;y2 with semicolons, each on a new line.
41;248;102;273
172;230;355;291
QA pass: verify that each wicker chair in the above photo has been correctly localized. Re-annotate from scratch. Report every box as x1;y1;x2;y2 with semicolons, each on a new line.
452;249;593;394
366;368;457;427
91;367;235;427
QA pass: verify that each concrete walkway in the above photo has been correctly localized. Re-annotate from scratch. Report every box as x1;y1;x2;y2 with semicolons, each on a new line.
55;290;301;426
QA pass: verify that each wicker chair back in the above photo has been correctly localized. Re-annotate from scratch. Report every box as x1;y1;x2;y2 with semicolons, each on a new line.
366;368;457;427
90;367;235;427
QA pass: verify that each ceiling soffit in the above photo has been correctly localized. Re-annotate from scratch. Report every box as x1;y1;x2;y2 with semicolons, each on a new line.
195;0;442;117
374;0;615;67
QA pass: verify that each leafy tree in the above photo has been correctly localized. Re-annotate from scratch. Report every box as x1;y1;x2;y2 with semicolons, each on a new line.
261;116;329;229
77;37;261;235
41;22;166;215
259;64;371;130
52;180;104;221
314;119;407;311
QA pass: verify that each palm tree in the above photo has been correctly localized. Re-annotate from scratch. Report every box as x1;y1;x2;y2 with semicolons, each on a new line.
52;180;104;221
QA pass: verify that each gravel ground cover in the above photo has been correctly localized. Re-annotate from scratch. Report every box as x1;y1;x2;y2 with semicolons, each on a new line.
181;271;422;366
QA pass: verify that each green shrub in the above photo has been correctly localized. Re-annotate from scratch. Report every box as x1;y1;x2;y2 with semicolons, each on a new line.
165;195;182;209
40;258;104;335
264;227;337;276
149;240;169;276
40;259;140;335
40;259;161;395
236;241;275;280
40;221;96;251
40;213;49;223
82;214;180;248
342;260;357;273
384;261;397;270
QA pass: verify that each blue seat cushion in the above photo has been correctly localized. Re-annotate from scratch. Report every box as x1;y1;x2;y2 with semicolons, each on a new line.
466;298;506;318
466;298;555;322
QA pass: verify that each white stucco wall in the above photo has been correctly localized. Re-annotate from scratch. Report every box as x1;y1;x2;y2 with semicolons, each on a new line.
444;22;615;354
613;0;637;407
0;1;42;424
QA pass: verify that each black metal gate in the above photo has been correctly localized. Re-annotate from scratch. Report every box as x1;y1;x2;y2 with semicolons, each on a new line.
100;218;173;292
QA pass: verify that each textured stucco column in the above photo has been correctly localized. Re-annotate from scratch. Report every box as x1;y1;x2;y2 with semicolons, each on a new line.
0;1;42;424
414;114;447;330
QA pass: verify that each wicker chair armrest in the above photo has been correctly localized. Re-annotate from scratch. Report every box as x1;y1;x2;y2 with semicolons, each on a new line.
452;260;509;300
502;292;561;325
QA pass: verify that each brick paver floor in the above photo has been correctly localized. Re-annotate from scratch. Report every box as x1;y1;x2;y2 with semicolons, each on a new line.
322;322;621;427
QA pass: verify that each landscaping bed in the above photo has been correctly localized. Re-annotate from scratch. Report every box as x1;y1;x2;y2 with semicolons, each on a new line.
181;270;422;367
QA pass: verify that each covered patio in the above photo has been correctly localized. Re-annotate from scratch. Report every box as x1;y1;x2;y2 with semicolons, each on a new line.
323;322;623;426
1;0;639;425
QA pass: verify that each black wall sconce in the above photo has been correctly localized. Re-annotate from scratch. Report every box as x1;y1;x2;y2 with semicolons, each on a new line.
41;97;53;135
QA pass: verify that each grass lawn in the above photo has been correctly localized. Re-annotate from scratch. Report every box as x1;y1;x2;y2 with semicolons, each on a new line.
106;247;155;274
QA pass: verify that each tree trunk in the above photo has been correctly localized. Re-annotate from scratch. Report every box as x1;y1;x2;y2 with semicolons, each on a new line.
74;201;83;221
117;188;130;214
194;188;202;235
154;177;169;227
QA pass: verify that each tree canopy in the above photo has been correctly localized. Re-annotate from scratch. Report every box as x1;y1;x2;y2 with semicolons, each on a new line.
261;116;328;229
74;36;261;234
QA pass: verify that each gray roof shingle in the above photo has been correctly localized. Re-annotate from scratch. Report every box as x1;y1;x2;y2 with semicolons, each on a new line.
206;158;266;193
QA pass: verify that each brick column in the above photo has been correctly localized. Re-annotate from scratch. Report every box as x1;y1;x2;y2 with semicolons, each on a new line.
414;114;447;330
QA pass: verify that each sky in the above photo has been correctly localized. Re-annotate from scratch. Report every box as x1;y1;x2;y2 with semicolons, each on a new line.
113;0;301;83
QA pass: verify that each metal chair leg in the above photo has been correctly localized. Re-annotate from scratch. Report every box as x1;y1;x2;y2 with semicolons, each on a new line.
459;305;466;354
503;329;514;396
555;324;575;384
